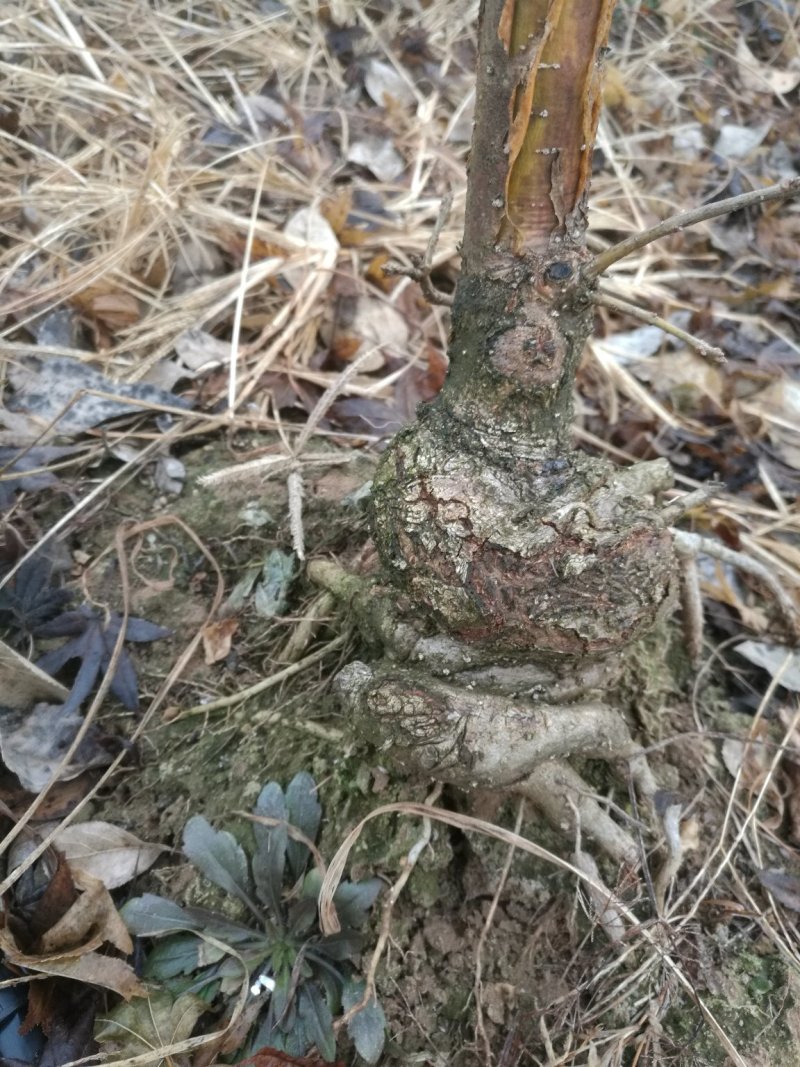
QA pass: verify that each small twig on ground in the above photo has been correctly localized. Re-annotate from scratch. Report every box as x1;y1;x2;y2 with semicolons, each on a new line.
652;792;685;913
172;635;347;719
593;291;726;364
474;798;525;1065
676;541;705;665
585;177;800;279
672;529;800;640
385;192;455;306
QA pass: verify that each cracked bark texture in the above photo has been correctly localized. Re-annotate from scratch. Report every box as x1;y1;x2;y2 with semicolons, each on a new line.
316;0;679;857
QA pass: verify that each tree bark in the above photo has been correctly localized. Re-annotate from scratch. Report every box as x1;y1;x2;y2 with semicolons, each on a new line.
371;0;676;663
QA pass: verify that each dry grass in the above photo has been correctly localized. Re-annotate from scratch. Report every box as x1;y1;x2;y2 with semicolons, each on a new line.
2;0;800;1063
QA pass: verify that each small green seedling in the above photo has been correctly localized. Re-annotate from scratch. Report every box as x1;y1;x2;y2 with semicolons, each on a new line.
119;773;386;1063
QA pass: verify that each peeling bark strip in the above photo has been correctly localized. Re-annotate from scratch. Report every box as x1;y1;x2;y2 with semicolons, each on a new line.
464;0;616;265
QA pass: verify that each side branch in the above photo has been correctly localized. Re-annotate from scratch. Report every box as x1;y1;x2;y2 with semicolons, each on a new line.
593;292;726;364
585;177;800;279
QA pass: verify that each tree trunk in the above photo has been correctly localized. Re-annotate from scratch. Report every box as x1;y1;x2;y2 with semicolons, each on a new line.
310;0;689;863
371;0;676;663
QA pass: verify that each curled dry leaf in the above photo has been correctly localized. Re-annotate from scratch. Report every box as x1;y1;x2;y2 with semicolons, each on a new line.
202;617;239;665
52;820;165;890
72;287;140;331
0;944;145;1001
0;865;144;1000
38;867;131;954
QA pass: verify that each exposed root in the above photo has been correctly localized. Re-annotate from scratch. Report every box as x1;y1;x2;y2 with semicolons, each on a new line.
520;761;640;867
333;659;659;864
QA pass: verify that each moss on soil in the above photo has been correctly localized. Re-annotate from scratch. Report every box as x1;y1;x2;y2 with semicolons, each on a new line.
664;940;800;1066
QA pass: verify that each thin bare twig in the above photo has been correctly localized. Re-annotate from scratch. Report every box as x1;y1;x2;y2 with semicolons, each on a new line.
174;635;347;719
585;177;800;279
593;291;726;364
385;192;455;306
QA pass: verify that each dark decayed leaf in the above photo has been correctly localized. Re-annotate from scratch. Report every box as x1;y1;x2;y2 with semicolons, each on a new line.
7;356;191;437
285;772;321;880
0;446;78;510
35;605;170;714
0;702;114;793
183;815;255;908
0;554;73;638
341;979;386;1065
252;782;287;914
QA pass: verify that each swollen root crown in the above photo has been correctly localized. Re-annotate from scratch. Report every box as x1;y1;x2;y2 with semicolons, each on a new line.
372;417;677;660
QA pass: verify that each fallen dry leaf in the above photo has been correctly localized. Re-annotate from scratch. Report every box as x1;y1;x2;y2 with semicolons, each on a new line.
0;924;144;1000
321;293;409;372
7;356;190;438
96;989;206;1057
363;58;415;108
39;867;133;955
736;640;800;691
0;638;69;710
758;869;800;911
283;206;339;254
346;136;405;183
53;820;165;890
202;618;239;665
14;945;145;1000
0;702;114;793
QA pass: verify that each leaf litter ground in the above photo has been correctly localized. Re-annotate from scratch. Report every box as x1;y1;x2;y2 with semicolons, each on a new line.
2;1;800;1064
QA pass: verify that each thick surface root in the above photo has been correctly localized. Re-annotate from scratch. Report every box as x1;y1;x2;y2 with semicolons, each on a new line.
334;659;657;864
